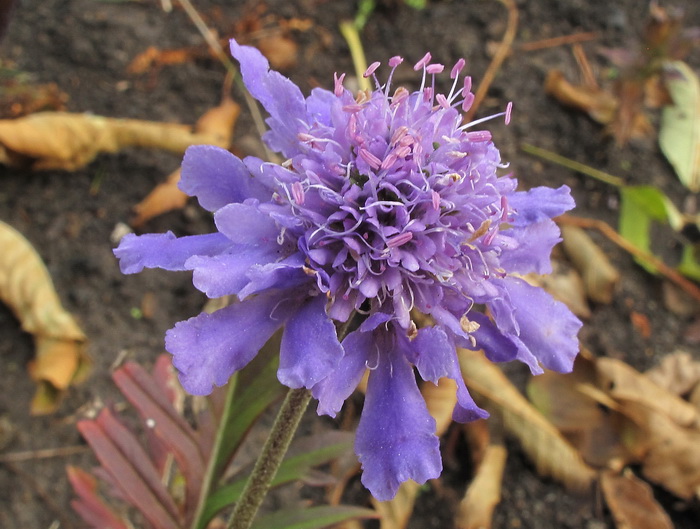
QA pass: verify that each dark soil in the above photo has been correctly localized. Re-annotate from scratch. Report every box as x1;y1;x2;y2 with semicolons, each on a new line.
1;1;699;528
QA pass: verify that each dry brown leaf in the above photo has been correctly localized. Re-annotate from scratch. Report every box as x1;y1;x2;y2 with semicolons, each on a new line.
255;34;298;70
600;470;674;529
524;259;591;319
0;221;89;414
372;377;458;529
458;348;596;492
131;96;240;226
545;70;618;124
560;224;620;304
456;443;507;529
0;111;223;170
596;357;700;429
646;351;700;397
616;398;700;500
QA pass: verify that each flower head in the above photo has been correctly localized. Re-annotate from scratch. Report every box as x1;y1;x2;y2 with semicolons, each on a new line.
115;40;582;500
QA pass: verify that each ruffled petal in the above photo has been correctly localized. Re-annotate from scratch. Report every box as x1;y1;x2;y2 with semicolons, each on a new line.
408;326;488;422
355;346;441;501
312;328;373;417
497;277;582;373
165;291;290;395
279;295;344;389
237;253;308;299
467;312;519;363
499;220;562;274
214;202;281;246
230;39;306;157
114;232;231;274
508;185;575;226
180;145;270;210
186;245;280;298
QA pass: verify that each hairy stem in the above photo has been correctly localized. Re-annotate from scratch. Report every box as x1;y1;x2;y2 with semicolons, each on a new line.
225;387;313;529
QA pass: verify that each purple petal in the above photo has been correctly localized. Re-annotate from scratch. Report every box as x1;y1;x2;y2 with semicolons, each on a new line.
497;277;582;373
114;232;231;274
356;346;441;501
499;220;562;274
186;245;281;298
508;185;575;226
166;291;290;395
229;39;306;157
237;253;308;299
466;312;519;363
408;326;488;422
214;203;280;246
180;145;270;211
312;328;373;417
279;295;343;389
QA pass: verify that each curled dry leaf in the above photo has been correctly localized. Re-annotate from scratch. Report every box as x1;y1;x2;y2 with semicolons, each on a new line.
545;70;618;125
560;224;620;304
371;377;458;529
596;356;700;429
0;221;89;414
456;443;507;529
131;96;240;227
0;111;223;171
600;470;673;529
458;348;596;492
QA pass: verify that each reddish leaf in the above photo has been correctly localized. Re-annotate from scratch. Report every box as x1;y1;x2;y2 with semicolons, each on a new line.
66;465;131;529
113;362;205;513
77;410;181;529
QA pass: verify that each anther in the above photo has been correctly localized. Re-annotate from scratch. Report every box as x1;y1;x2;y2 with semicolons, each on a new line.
450;58;466;79
413;52;432;71
364;61;381;78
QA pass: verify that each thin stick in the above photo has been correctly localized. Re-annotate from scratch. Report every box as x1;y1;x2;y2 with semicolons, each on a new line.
339;20;371;92
0;444;89;463
558;215;700;303
519;32;599;52
465;0;518;121
521;143;625;187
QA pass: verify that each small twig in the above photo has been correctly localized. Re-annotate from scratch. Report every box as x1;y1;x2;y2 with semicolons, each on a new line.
465;0;519;121
175;0;272;160
519;32;599;52
0;444;89;463
573;43;598;90
521;143;625;187
558;215;700;303
339;20;371;92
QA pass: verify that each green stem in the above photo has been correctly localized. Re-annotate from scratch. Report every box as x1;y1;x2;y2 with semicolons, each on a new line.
339;20;371;92
225;387;313;529
190;372;239;529
521;142;625;187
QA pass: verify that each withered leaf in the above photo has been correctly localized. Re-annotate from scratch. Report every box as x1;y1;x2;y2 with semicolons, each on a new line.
524;259;591;319
459;348;596;492
0;111;224;171
131;96;240;226
456;443;507;529
560;224;620;304
0;221;89;414
600;470;673;529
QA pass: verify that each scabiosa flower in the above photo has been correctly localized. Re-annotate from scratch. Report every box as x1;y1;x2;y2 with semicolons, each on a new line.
115;40;582;500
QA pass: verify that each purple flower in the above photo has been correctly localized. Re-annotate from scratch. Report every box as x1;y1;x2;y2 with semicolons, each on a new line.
114;40;582;500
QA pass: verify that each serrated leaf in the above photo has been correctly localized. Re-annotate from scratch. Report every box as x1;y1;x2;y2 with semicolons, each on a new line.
458;349;596;492
201;432;353;524
250;505;378;529
660;61;700;191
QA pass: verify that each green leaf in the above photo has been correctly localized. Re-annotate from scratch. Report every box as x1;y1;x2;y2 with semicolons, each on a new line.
677;244;700;281
618;185;675;273
201;432;354;523
250;505;378;529
659;61;700;192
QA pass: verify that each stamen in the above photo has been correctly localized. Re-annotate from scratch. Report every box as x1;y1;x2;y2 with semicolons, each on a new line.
426;63;444;74
386;231;413;248
465;130;491;142
358;148;382;169
413;52;432;71
450;58;466;79
364;61;381;78
435;93;450;109
505;101;513;125
291;181;305;205
333;72;346;97
388;55;403;68
431;190;441;210
461;91;475;112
